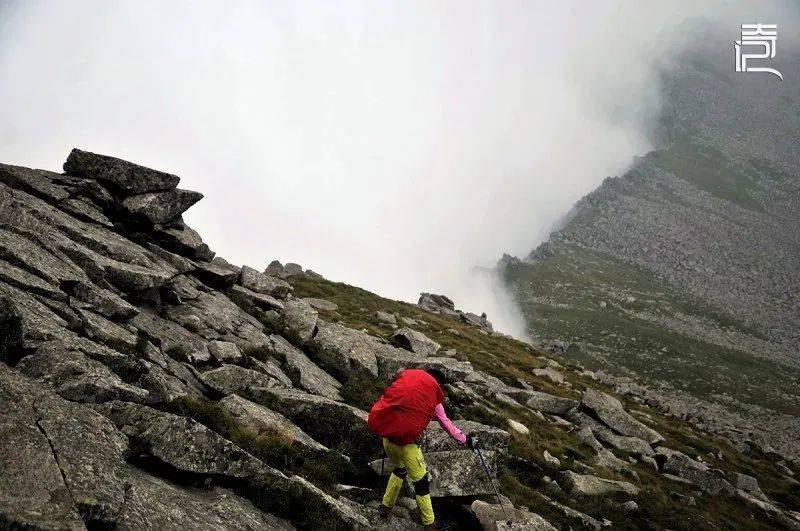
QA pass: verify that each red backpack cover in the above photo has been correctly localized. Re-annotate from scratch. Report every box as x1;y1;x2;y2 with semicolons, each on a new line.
368;369;445;445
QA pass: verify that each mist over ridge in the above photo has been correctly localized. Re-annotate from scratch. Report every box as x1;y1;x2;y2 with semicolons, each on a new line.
0;0;794;337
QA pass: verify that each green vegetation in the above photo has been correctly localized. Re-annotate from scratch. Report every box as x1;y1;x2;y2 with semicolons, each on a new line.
168;396;353;490
282;274;799;528
288;274;590;396
648;137;765;212
748;157;798;187
499;410;794;530
502;243;800;415
649;414;800;511
338;370;387;411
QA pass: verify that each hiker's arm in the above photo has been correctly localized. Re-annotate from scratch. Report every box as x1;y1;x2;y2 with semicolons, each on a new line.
433;403;467;444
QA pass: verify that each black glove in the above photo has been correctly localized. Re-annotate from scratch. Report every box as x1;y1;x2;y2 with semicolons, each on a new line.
465;433;477;449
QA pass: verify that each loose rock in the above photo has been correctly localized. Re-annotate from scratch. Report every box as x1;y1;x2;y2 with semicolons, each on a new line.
507;419;530;436
470;499;557;530
303;297;338;312
208;340;243;364
389;327;441;356
581;389;665;445
562;471;640;497
64;148;180;194
220;394;328;454
239;265;293;298
121;188;203;224
200;364;291;396
375;310;397;326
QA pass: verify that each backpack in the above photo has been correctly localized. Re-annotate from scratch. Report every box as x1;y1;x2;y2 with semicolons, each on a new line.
368;369;444;445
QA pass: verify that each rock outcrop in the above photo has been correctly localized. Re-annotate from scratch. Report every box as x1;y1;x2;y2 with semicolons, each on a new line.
0;150;430;529
220;394;328;454
562;471;639;497
471;499;557;530
581;389;665;445
0;148;796;530
389;327;441;356
63;148;180;194
500;35;800;464
417;292;493;332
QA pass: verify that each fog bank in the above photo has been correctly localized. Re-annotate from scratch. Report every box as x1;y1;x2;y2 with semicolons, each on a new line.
0;0;794;337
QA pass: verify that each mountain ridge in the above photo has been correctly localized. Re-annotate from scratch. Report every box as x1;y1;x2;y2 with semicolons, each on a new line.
501;34;800;463
1;147;798;529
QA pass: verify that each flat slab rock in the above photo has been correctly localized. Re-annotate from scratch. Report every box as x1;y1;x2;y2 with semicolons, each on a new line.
370;449;500;498
0;386;85;529
470;499;557;531
248;386;370;449
231;285;285;312
132;309;210;364
239;265;293;298
100;402;373;527
303;297;338;312
192;261;239;289
117;481;295;530
547;498;609;530
581;389;664;445
569;411;655;457
220;394;328;454
561;471;639;497
99;400;275;480
0;365;290;530
64;148;181;194
268;334;342;401
121;188;203;225
376;355;475;384
311;320;401;377
423;420;509;452
0;163;72;203
155;223;214;262
200;364;291;396
389;327;441;356
208;340;244;364
17;344;149;404
503;388;579;415
61;279;138;320
656;447;734;494
311;323;463;385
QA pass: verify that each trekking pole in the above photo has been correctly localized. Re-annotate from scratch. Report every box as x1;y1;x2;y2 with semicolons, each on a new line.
473;438;512;525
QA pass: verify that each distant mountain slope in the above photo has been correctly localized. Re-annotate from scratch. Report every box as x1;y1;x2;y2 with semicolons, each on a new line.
501;34;800;458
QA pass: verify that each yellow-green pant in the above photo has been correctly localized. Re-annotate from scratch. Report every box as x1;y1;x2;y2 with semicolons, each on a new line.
381;438;435;525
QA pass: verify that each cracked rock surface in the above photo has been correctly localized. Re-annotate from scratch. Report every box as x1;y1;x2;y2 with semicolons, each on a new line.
1;147;798;530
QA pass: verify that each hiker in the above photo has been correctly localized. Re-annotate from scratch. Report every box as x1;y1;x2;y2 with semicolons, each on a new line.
368;367;474;529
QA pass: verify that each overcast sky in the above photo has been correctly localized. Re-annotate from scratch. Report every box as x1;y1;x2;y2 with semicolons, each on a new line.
0;1;794;337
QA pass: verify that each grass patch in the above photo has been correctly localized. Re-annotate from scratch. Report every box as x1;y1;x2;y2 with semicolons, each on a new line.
648;137;765;212
285;273;800;527
287;274;588;397
168;396;353;490
502;243;800;414
338;370;386;411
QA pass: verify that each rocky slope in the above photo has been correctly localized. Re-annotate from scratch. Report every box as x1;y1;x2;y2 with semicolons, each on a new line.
1;149;799;529
501;32;800;465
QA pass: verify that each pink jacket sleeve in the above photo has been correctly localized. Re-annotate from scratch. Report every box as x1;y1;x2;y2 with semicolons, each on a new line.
434;403;467;444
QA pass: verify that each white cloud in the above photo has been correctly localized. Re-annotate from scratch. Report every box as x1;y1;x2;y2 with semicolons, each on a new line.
0;0;795;337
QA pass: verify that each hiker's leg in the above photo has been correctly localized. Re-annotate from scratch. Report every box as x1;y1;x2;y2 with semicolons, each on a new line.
402;443;434;526
381;439;406;508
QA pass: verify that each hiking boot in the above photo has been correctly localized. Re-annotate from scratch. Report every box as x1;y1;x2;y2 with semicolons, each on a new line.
378;504;392;520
